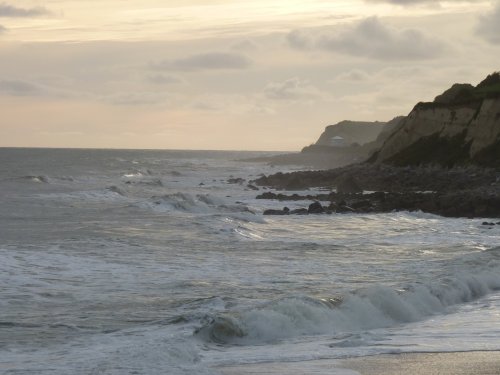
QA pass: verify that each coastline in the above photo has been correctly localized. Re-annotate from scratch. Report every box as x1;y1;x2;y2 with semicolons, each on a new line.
253;163;500;218
217;351;500;375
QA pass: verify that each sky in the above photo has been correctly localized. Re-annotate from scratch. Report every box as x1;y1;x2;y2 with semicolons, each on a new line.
0;0;499;150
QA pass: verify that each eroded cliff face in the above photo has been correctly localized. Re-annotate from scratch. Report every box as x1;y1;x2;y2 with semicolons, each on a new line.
467;98;500;157
373;96;500;167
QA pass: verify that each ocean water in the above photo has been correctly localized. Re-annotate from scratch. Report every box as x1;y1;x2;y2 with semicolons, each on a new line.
0;148;499;375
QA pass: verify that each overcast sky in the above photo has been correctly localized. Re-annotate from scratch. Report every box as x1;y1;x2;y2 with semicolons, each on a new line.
0;0;499;150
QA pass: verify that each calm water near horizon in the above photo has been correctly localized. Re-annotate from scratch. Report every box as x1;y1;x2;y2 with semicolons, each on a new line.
1;148;500;374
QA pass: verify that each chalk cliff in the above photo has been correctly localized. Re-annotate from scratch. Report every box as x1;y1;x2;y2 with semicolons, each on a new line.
372;72;500;167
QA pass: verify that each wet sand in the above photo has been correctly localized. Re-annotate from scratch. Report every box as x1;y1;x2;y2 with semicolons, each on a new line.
217;351;500;375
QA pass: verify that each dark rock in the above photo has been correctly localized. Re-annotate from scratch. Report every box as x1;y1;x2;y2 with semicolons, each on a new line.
263;208;289;215
482;222;495;226
308;201;325;214
336;204;355;213
369;191;386;201
336;174;363;194
290;208;309;215
351;200;371;209
263;209;285;215
247;184;259;191
227;178;245;184
327;202;337;211
256;192;278;199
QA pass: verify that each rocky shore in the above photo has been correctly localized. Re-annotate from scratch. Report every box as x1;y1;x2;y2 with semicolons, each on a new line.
254;164;500;218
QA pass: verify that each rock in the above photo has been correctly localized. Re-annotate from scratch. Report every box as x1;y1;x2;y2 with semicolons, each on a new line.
256;192;278;199
290;208;309;215
336;204;355;213
351;200;371;209
336;174;363;194
263;207;290;215
308;201;325;214
227;178;245;184
482;222;495;226
247;184;259;191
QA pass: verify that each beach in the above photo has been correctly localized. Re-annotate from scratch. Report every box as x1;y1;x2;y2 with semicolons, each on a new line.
218;351;500;375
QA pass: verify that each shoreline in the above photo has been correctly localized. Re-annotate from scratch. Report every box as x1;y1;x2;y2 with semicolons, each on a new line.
217;350;500;375
253;163;500;218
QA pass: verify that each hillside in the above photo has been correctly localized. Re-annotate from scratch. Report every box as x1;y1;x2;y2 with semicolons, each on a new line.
371;72;500;167
314;120;386;146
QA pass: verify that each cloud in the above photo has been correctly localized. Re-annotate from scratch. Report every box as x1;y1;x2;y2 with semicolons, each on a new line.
288;17;446;60
0;80;42;96
0;3;49;17
0;24;5;33
335;69;371;82
105;92;169;106
147;74;183;85
264;77;324;101
0;79;77;99
476;2;500;44
230;39;259;51
152;52;252;71
287;30;314;50
364;0;438;5
366;0;481;4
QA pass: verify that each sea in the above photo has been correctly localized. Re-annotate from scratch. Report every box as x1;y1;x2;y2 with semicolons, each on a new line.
1;148;499;375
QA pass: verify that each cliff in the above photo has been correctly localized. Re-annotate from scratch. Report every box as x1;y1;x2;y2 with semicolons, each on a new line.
314;120;386;147
372;72;500;167
246;118;401;169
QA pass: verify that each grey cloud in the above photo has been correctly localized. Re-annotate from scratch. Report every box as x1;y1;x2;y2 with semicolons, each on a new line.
106;92;168;106
0;80;41;96
289;17;446;60
287;30;314;50
147;74;183;85
476;3;500;44
152;52;252;71
0;3;49;17
264;78;322;101
0;79;77;99
335;70;371;82
230;39;259;51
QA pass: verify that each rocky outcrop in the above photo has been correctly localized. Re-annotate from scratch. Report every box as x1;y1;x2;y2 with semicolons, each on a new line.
258;189;500;218
372;72;500;167
314;120;386;147
254;163;499;193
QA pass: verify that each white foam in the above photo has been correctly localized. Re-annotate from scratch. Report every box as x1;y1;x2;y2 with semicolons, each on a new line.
140;192;254;215
199;262;500;345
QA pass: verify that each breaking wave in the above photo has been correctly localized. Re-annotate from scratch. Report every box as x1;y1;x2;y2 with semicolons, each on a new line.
140;193;255;215
39;186;129;203
18;175;50;183
197;249;500;345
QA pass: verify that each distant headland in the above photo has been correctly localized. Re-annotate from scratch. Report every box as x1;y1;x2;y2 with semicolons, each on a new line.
251;72;500;218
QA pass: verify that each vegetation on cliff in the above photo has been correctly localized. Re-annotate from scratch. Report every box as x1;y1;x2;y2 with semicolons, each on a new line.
415;72;500;110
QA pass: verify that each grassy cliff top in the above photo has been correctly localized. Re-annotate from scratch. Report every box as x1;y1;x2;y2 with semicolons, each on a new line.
415;72;500;110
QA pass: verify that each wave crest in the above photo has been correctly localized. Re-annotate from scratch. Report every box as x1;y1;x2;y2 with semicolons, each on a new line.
196;265;500;345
